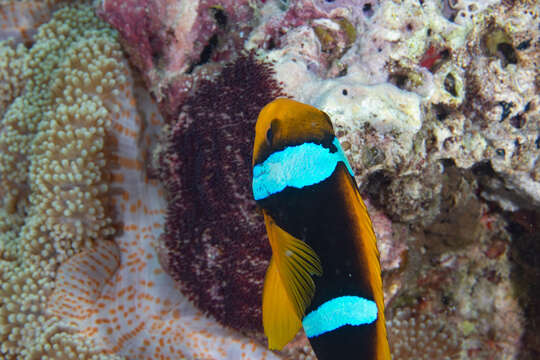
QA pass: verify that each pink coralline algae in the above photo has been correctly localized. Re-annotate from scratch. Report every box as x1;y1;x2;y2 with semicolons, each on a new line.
98;0;257;119
99;0;165;76
156;52;286;333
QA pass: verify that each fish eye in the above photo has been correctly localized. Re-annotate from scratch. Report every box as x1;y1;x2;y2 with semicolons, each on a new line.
266;119;278;145
266;127;273;145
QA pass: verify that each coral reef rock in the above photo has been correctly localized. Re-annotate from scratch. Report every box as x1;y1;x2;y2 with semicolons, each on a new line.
0;0;532;359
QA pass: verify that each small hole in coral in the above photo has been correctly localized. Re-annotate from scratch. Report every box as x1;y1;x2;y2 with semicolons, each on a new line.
363;3;374;18
444;73;457;97
342;89;348;96
365;170;392;204
517;39;531;50
439;49;450;59
389;73;409;90
496;148;506;157
497;43;518;65
514;139;522;156
148;34;162;64
200;34;218;63
510;114;525;129
187;34;219;73
427;28;432;36
406;23;414;32
212;8;227;27
440;158;456;169
433;103;451;121
471;161;496;177
441;294;451;305
498;101;514;122
267;38;276;50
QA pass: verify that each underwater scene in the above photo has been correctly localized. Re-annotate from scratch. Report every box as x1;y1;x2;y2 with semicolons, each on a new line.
0;0;538;359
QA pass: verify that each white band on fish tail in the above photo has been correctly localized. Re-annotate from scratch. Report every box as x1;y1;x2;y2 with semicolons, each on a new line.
302;296;378;338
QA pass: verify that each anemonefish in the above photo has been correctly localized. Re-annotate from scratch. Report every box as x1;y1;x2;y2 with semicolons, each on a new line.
252;99;390;360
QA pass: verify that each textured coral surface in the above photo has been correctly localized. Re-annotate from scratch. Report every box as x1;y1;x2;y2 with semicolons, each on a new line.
0;1;278;360
98;0;258;119
1;0;539;359
156;53;284;333
0;3;129;358
148;0;537;359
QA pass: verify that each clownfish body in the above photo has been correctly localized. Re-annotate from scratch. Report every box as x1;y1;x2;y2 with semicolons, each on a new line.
252;99;390;360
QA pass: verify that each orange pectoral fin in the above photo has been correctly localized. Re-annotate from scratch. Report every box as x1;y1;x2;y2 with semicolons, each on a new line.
262;211;322;350
262;255;302;350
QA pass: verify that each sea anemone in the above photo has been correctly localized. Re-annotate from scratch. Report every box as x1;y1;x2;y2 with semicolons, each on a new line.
1;3;278;359
156;52;286;333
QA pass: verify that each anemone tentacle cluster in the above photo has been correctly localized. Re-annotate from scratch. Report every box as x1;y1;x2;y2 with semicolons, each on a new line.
0;2;129;358
46;61;279;359
156;52;285;334
1;2;282;359
388;305;460;360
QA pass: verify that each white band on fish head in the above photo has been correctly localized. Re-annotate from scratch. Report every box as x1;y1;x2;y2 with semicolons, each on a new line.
253;137;354;201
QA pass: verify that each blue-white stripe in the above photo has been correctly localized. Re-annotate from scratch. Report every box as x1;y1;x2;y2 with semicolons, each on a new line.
302;296;378;338
252;137;354;201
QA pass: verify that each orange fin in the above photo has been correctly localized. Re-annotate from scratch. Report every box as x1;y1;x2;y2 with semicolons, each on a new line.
262;255;302;349
336;164;391;359
262;211;322;350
